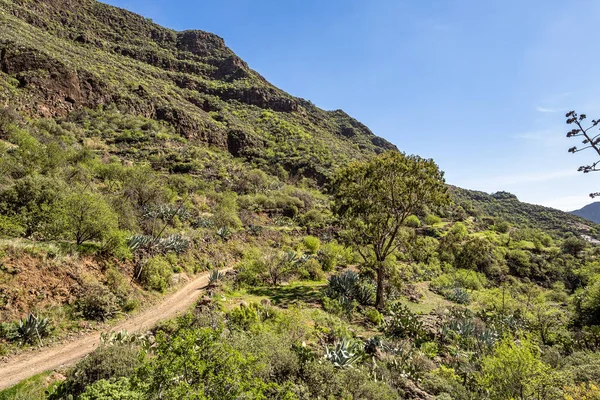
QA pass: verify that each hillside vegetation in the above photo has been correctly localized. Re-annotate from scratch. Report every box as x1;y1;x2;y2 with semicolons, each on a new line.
1;1;600;399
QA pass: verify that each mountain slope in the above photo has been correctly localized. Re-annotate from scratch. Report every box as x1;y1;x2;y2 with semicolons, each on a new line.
571;202;600;224
0;0;395;183
450;186;599;237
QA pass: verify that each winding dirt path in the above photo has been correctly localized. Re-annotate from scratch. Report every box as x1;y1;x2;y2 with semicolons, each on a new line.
0;270;217;390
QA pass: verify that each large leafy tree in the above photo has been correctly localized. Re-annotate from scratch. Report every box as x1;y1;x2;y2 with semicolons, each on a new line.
331;151;448;309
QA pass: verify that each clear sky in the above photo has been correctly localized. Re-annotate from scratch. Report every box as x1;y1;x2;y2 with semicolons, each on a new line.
103;0;600;211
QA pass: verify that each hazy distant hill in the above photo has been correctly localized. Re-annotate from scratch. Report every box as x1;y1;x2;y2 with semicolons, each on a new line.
571;202;600;224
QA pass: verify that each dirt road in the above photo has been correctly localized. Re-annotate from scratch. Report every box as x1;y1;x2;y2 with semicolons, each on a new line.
0;270;215;390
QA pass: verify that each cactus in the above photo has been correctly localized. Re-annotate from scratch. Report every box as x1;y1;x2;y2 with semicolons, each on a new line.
100;330;154;351
143;204;191;222
247;224;263;236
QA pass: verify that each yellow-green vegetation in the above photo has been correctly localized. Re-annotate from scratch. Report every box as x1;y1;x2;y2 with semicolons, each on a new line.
0;372;60;400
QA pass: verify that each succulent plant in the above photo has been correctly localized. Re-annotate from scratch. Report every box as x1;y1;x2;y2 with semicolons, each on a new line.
325;338;363;368
445;287;471;305
216;226;232;241
208;269;225;286
127;233;189;254
16;313;50;344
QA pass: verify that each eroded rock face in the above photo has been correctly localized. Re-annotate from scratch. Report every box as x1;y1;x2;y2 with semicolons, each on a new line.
177;30;228;57
0;42;112;117
0;0;396;162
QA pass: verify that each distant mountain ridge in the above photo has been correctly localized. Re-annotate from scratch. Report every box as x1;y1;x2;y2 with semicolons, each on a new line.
450;187;600;238
571;202;600;224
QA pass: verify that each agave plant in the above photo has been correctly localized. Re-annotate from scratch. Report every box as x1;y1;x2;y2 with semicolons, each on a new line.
127;233;189;254
143;204;191;221
327;270;359;300
325;338;363;368
208;269;225;286
16;313;50;344
247;224;263;236
355;282;375;306
445;287;470;305
216;226;232;241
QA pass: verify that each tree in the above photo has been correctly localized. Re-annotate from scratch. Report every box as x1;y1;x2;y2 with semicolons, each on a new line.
57;185;119;245
565;111;600;197
331;151;448;309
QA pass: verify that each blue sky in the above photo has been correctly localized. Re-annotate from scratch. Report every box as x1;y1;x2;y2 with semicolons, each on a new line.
103;0;600;211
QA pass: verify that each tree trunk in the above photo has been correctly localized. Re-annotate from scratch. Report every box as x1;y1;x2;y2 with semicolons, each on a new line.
375;263;385;310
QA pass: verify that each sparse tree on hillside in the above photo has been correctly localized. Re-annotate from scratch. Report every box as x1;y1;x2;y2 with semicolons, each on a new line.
331;151;448;309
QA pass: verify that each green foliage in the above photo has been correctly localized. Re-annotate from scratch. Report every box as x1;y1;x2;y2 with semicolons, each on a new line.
478;336;557;400
364;308;384;326
54;344;142;399
56;186;119;245
577;277;600;326
405;215;421;228
384;302;425;342
212;192;242;230
15;313;50;345
563;236;587;256
318;240;352;271
134;327;294;399
424;214;442;225
302;235;321;254
332;151;448;308
0;174;63;238
76;281;120;322
138;255;173;292
79;378;141;400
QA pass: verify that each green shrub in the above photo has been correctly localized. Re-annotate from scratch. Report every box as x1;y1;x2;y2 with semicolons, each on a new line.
405;215;421;228
138;255;172;292
318;241;350;271
322;296;345;317
450;222;468;239
302;236;321;254
101;229;133;260
384;302;425;342
420;341;439;358
298;258;325;281
364;308;383;326
431;269;486;293
76;282;120;321
56;344;141;398
0;215;24;237
300;209;325;228
424;214;442;225
54;186;119;245
79;378;142;400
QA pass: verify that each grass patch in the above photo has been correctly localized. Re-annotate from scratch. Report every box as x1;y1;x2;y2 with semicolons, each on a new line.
398;282;453;314
0;371;60;400
223;281;326;309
